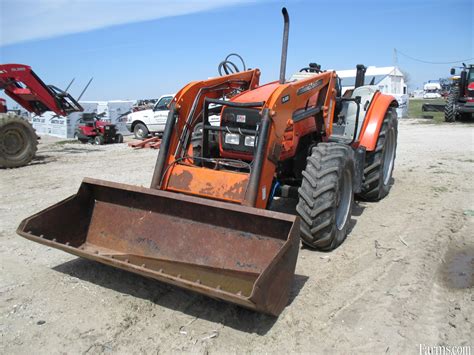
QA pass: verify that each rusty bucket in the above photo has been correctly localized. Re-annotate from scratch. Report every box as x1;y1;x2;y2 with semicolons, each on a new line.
17;178;299;315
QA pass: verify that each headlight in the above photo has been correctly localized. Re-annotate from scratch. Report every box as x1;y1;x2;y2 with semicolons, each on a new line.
208;114;220;126
224;133;240;145
244;135;255;147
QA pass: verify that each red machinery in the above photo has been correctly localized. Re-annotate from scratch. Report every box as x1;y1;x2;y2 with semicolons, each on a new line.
75;112;124;145
445;64;474;121
0;98;7;113
0;64;83;167
0;64;82;116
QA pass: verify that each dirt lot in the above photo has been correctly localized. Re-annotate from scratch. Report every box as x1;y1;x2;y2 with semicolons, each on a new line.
1;120;473;354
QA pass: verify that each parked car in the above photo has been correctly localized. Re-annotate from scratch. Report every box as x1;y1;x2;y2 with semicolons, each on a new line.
423;81;442;99
126;94;174;139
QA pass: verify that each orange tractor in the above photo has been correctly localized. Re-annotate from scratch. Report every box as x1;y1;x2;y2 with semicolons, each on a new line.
18;8;398;315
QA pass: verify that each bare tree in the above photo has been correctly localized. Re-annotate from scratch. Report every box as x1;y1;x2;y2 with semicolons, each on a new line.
399;67;411;84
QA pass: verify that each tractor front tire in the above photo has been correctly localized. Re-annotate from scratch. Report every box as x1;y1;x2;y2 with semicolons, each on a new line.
296;143;355;251
115;133;124;143
358;108;398;201
444;86;459;122
0;114;38;168
94;136;104;145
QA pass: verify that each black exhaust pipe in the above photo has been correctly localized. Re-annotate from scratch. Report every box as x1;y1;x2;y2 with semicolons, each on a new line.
279;7;290;84
355;64;367;88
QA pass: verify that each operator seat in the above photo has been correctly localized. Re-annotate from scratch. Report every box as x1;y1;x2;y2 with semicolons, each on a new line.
332;85;378;141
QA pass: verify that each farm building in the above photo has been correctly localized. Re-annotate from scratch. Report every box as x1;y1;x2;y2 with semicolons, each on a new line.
291;66;409;117
336;66;407;95
31;100;134;139
336;66;409;117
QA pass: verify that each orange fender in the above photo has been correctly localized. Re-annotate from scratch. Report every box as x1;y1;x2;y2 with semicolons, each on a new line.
358;92;398;151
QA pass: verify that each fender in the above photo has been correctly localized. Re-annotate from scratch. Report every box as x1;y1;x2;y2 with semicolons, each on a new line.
358;92;398;151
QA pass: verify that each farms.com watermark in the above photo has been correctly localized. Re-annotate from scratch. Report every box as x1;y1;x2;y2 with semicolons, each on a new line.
419;344;471;355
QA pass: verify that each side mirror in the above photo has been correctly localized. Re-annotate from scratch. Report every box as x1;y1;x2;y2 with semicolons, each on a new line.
450;68;455;75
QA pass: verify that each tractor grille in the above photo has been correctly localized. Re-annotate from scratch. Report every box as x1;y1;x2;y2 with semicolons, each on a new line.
220;107;260;154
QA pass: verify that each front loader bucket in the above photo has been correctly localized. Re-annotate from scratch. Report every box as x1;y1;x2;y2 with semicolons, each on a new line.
17;178;300;316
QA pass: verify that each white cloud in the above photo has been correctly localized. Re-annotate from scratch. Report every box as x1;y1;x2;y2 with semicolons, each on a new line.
0;0;252;46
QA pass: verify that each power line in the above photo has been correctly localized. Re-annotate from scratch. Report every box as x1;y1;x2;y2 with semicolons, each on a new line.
395;48;474;65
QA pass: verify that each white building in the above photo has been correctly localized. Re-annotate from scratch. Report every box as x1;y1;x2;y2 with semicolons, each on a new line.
32;100;135;139
291;66;409;117
336;66;408;118
336;66;407;95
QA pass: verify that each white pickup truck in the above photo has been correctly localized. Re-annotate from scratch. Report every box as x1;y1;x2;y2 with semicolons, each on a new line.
126;94;174;139
126;94;221;139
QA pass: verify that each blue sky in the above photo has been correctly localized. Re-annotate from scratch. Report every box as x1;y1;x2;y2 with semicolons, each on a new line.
1;0;473;103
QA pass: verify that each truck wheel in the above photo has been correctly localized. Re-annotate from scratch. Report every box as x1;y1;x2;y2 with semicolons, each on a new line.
115;133;124;143
0;114;38;168
133;123;149;139
296;143;355;251
444;86;459;122
94;136;104;145
358;108;398;201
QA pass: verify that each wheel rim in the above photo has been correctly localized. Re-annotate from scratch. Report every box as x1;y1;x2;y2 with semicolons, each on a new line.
1;127;27;157
383;129;396;186
136;127;144;138
336;169;352;230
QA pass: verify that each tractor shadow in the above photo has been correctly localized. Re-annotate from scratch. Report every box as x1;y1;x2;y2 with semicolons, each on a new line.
25;144;103;166
53;259;308;335
45;146;103;154
29;154;57;165
27;146;103;166
0;154;59;168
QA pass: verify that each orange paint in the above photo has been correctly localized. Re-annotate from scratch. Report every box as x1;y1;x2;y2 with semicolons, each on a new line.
358;93;398;151
166;164;249;204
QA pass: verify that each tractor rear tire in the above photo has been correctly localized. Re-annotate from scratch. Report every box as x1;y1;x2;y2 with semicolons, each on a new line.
296;143;355;251
358;108;398;201
444;86;459;122
0;114;38;168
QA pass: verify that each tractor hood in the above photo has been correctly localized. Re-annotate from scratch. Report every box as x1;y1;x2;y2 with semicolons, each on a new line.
231;81;281;105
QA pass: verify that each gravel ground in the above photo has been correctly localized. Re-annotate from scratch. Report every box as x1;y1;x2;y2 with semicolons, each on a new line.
1;120;473;354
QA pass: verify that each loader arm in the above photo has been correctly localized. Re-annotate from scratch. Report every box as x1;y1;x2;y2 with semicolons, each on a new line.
153;69;336;209
0;63;83;116
151;69;260;193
